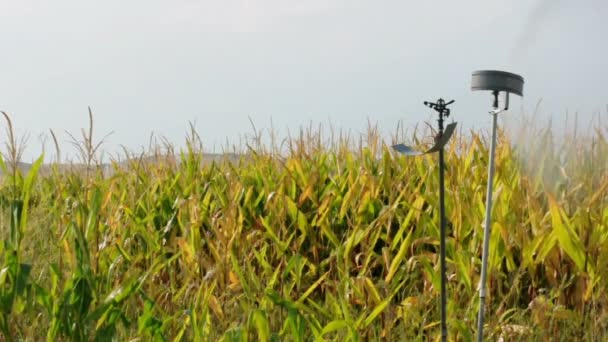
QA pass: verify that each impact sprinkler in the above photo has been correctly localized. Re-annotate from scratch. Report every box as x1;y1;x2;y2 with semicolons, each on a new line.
471;70;524;342
392;98;457;342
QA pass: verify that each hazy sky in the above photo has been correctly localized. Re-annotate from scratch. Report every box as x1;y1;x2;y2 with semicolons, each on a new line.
1;1;607;160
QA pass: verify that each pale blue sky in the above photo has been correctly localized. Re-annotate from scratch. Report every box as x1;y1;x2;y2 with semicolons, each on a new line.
1;1;606;161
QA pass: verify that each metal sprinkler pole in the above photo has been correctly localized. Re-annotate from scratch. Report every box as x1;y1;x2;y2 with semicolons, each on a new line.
477;91;500;342
437;114;448;342
392;98;456;342
424;99;452;342
471;70;523;341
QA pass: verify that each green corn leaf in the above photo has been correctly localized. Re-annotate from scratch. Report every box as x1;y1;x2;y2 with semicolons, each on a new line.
251;310;270;342
321;320;348;335
19;155;44;234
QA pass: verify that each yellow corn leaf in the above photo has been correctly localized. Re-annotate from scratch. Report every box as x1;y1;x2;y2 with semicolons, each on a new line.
547;194;586;271
208;295;224;320
386;227;414;283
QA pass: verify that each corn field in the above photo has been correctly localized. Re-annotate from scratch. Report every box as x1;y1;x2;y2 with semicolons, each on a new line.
0;111;607;341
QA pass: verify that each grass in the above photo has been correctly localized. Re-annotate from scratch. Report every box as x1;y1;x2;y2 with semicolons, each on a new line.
0;109;606;341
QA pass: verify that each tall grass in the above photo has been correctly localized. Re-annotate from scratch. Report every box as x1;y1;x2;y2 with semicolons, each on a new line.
0;111;607;340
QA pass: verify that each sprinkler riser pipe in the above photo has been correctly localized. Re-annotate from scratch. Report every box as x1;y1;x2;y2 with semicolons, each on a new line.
471;69;524;342
392;97;456;342
476;111;499;342
439;147;447;342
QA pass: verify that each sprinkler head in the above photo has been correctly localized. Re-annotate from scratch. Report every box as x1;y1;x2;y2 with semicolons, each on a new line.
424;98;454;119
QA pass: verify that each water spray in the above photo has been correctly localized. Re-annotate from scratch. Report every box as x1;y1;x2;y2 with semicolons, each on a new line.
393;98;457;342
471;70;524;341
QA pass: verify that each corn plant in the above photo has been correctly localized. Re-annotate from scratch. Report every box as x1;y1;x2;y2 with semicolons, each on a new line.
0;110;606;340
